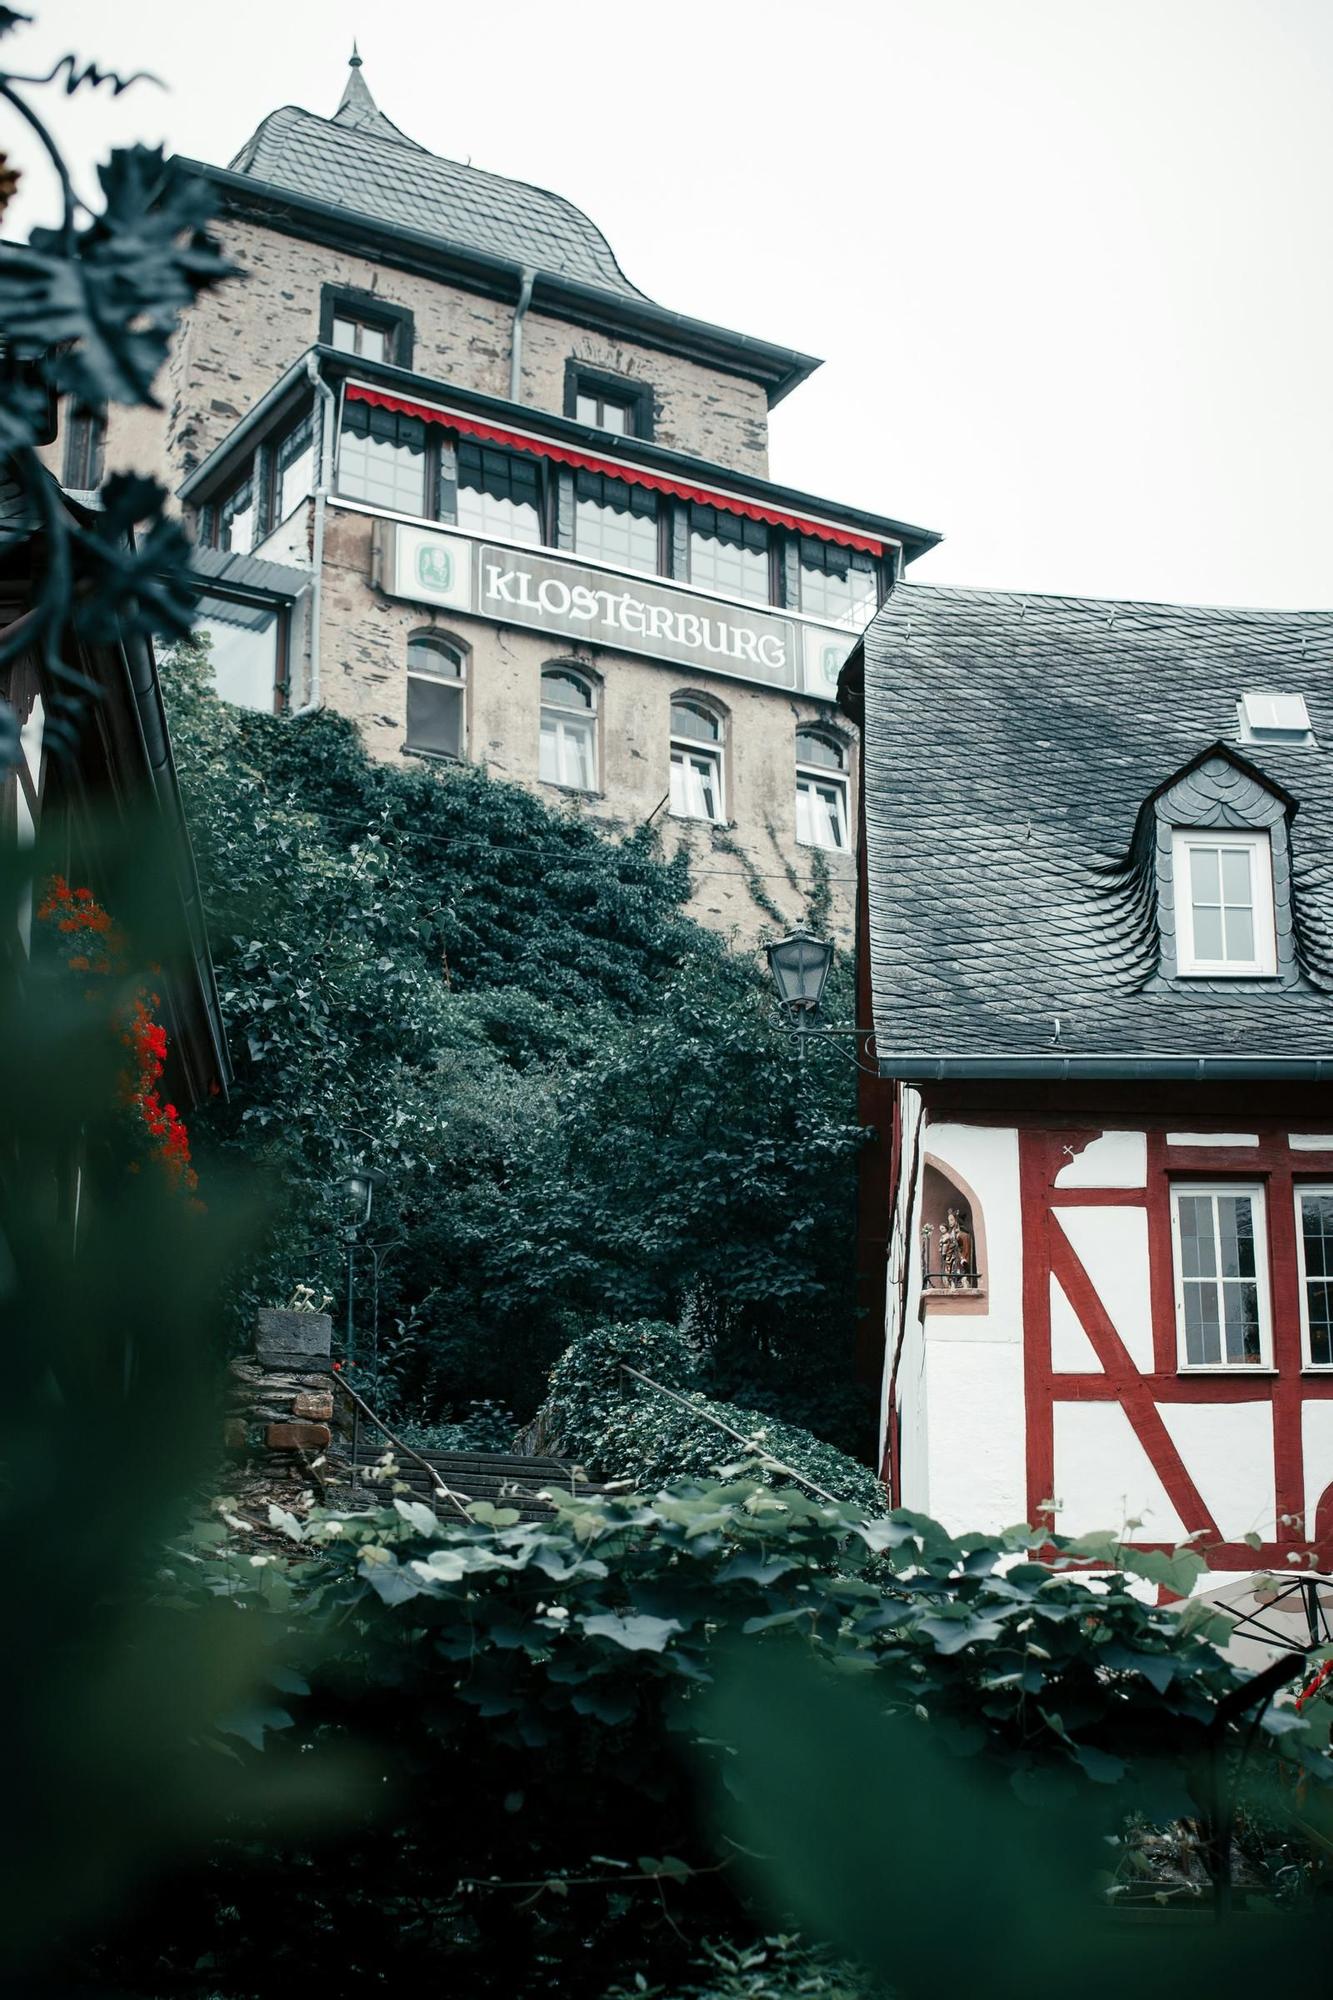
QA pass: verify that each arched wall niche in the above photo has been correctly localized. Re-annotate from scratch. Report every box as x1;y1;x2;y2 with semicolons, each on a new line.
920;1155;989;1317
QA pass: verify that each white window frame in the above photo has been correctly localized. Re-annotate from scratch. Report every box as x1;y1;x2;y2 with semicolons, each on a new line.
1294;1184;1333;1369
1169;1181;1273;1370
405;636;467;762
1171;828;1276;977
669;700;725;824
539;669;598;792
795;731;850;852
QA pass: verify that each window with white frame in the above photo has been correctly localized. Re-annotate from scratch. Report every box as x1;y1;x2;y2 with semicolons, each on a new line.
795;729;849;850
1170;1183;1271;1368
1171;829;1276;976
337;402;428;515
539;667;597;790
406;635;466;760
669;700;724;822
573;469;658;573
1296;1186;1333;1367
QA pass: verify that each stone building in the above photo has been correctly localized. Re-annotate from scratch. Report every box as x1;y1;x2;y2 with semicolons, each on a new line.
50;55;938;940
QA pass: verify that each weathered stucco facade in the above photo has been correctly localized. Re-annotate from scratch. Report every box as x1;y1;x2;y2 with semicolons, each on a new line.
317;505;856;937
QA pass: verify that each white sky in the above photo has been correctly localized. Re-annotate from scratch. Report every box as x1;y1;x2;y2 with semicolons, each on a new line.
6;0;1333;608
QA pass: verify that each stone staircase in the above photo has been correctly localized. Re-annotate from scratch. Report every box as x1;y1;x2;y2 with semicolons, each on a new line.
347;1442;614;1521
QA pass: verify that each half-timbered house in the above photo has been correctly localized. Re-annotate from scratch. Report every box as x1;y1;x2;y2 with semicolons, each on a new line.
842;583;1333;1575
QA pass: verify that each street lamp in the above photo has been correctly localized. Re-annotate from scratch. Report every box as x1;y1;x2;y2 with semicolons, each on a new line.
764;928;835;1023
763;929;878;1074
336;1165;379;1366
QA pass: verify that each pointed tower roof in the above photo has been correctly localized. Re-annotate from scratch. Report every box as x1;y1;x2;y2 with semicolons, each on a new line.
330;45;423;150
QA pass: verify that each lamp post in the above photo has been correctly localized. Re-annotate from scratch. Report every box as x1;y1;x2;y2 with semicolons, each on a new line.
763;929;878;1074
337;1166;376;1367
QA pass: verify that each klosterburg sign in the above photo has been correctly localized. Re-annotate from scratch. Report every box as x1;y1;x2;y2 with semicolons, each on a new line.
378;520;851;697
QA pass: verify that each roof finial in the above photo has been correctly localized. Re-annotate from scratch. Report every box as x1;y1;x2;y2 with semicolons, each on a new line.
349;41;362;68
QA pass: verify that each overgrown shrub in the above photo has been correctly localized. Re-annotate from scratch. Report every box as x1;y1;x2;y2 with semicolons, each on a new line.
164;644;871;1448
538;1319;887;1513
86;1483;1329;1997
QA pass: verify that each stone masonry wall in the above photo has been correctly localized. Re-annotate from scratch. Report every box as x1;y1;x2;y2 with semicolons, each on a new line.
72;214;772;496
320;505;855;944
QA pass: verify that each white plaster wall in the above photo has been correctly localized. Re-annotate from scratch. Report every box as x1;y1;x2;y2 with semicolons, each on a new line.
923;1340;1028;1533
1051;1205;1153;1371
1054;1130;1146;1188
1157;1402;1276;1543
1051;1402;1188;1542
896;1122;1026;1529
1302;1401;1333;1533
1050;1275;1102;1373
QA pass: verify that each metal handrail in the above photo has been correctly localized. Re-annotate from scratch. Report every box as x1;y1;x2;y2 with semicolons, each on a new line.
618;1363;845;1507
331;1370;474;1521
332;1370;589;1520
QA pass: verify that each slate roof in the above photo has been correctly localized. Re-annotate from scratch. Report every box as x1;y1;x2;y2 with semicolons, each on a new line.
228;68;648;303
849;582;1333;1075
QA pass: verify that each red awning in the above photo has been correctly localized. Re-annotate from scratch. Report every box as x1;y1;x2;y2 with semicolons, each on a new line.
344;382;884;555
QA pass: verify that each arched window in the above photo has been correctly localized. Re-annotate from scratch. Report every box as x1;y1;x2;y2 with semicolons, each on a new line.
540;666;597;791
795;728;848;851
406;634;467;760
669;698;725;823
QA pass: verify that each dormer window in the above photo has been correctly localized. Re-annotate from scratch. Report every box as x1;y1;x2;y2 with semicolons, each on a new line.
1147;749;1296;989
1171;829;1276;977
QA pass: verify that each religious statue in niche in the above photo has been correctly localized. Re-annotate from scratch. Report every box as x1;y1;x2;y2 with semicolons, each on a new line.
923;1205;977;1289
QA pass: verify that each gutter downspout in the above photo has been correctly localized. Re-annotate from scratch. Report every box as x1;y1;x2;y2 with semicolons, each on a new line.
509;266;536;405
293;352;336;714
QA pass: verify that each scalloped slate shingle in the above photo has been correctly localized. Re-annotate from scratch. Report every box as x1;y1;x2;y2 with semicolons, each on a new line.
859;583;1333;1064
229;98;649;303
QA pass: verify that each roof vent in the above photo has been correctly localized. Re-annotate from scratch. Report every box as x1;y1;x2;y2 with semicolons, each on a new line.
1237;689;1314;745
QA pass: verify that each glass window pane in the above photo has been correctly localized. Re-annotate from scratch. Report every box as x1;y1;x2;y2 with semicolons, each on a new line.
337;405;426;514
1222;1281;1262;1364
573;471;657;574
457;442;541;544
1190;846;1221;905
1183;1280;1220;1365
671;702;718;742
541;709;595;789
331;316;357;354
407;641;463;681
600;402;628;435
799;542;878;629
689;505;769;603
819;783;846;849
670;747;720;821
1177;1194;1216;1278
562;717;594;789
795;730;844;771
219;478;256;555
276;419;315;523
542;671;591;710
1217;1194;1256;1279
1224;904;1255;961
1302;1193;1333;1276
406;675;463;758
575;394;599;425
1309;1284;1333;1367
1192;904;1225;960
1220;847;1253;906
360;324;387;364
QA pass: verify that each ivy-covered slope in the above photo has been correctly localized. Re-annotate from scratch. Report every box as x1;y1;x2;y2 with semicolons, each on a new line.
165;648;870;1446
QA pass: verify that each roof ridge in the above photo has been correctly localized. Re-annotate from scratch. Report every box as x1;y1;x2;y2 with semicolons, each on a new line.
888;578;1333;623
